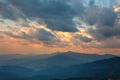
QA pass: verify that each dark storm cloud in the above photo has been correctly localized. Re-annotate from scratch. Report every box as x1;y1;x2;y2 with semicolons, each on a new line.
0;36;3;38
75;35;93;42
83;7;117;27
2;28;55;42
89;27;120;41
1;27;64;47
6;0;79;32
0;0;85;32
2;31;29;39
1;0;120;41
36;29;54;41
0;2;16;20
84;6;119;41
0;1;26;20
79;0;119;41
97;8;117;27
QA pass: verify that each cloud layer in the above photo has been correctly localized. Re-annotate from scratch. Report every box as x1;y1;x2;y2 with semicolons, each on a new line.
0;0;120;54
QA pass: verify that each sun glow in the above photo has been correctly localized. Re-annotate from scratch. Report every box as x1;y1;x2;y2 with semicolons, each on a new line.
114;6;120;13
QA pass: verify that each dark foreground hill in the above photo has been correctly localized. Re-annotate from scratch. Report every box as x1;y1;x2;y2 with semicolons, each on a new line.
30;57;120;80
63;57;120;78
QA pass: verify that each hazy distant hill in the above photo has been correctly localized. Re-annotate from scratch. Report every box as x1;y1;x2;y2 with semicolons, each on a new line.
0;51;116;70
0;53;119;80
0;65;35;80
0;66;35;77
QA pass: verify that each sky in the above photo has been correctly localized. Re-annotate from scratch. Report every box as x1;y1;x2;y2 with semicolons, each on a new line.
0;0;120;55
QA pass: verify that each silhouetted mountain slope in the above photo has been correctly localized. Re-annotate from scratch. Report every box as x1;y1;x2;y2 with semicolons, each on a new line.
62;57;120;80
64;77;120;80
31;57;120;80
58;57;120;78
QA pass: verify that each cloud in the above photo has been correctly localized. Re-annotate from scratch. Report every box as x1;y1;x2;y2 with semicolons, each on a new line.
91;37;120;49
0;0;7;3
1;26;58;46
88;26;120;41
82;6;117;27
0;0;120;53
36;29;55;41
0;0;119;33
0;1;26;20
0;2;15;20
75;34;93;42
76;0;120;41
0;36;3;38
2;0;78;32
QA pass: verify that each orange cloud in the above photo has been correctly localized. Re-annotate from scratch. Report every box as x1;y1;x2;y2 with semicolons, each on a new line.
0;20;120;55
0;36;120;55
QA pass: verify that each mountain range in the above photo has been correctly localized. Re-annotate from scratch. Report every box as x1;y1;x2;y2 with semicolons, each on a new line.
0;51;119;80
0;51;115;69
